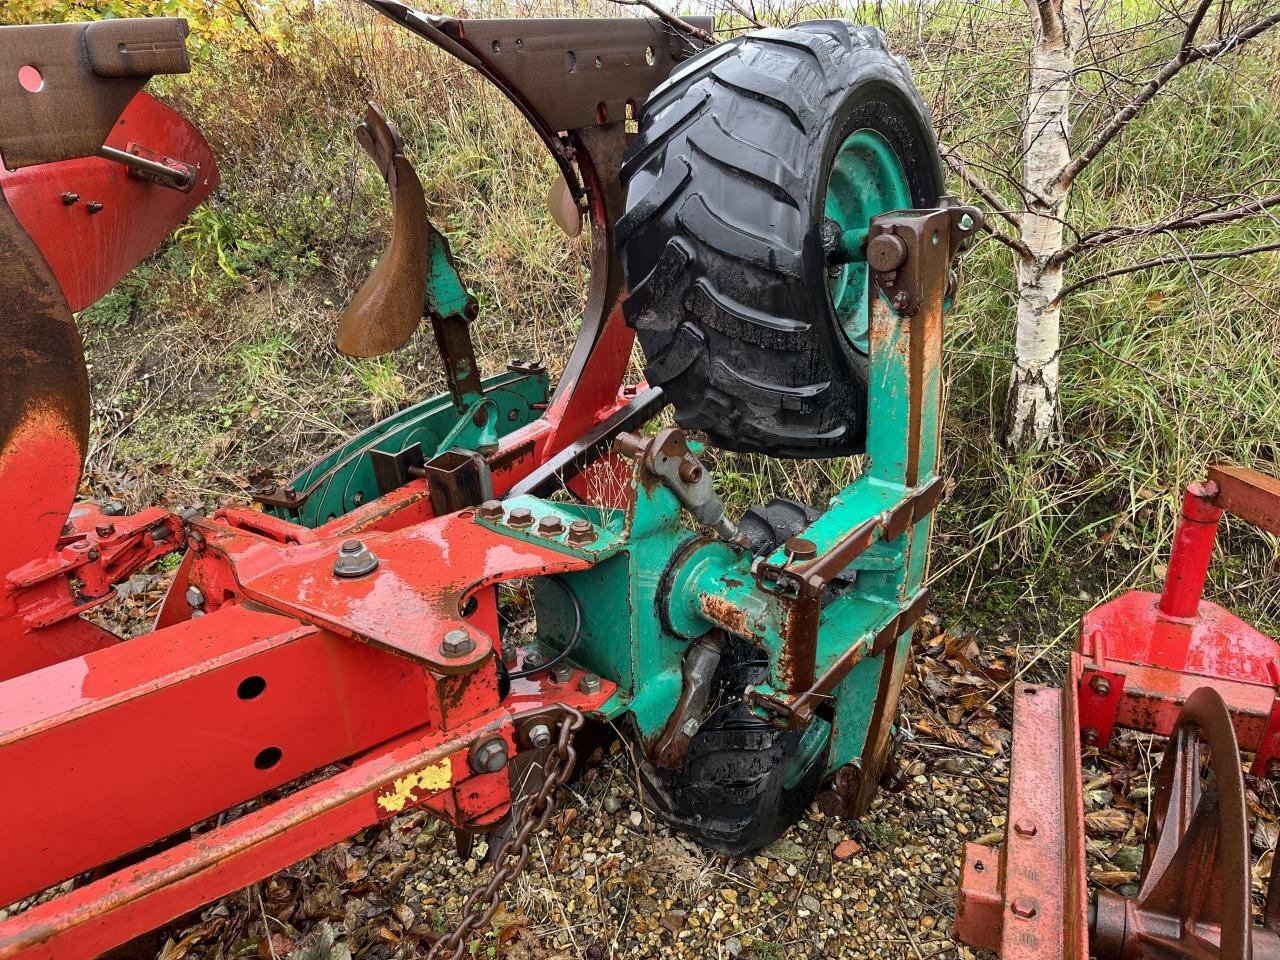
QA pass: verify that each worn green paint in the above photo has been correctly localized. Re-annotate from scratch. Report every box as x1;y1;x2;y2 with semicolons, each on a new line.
266;368;547;527
823;129;912;354
659;211;945;778
425;227;473;324
475;482;698;740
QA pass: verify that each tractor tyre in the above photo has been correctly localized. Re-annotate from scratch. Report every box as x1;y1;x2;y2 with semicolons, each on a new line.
635;634;830;856
617;21;944;457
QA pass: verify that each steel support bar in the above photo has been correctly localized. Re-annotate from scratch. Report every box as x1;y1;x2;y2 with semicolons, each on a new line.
0;712;509;960
956;678;1088;959
0;605;440;906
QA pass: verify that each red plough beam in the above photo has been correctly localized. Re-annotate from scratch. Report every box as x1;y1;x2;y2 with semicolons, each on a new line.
957;465;1280;959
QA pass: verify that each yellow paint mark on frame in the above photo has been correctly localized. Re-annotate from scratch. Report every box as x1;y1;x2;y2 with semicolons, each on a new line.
376;758;453;813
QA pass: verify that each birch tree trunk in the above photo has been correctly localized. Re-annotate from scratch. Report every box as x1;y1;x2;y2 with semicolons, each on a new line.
1003;0;1088;451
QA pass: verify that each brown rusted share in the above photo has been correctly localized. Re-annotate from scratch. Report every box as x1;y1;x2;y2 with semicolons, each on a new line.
0;19;190;170
337;103;432;357
1208;463;1280;536
1090;686;1276;959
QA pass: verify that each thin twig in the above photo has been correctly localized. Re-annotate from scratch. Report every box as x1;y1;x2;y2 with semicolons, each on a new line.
608;0;717;45
1055;238;1280;302
938;142;1023;230
1052;192;1280;263
1057;8;1280;188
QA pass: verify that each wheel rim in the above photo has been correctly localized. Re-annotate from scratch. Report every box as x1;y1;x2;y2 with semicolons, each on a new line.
823;129;913;354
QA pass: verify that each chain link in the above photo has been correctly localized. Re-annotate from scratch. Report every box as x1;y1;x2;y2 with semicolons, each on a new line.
426;707;585;960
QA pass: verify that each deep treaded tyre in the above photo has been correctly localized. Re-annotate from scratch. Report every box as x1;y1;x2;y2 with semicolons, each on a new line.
636;635;830;856
617;22;943;457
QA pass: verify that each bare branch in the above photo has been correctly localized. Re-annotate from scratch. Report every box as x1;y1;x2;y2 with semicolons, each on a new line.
1054;238;1280;302
938;142;1023;230
724;0;767;29
1056;6;1280;189
608;0;717;45
1052;191;1280;262
979;220;1036;260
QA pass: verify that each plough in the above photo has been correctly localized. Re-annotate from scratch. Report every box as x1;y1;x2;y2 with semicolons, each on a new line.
956;467;1280;958
1;6;981;958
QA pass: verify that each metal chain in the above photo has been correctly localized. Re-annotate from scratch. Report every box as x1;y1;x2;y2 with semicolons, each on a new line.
426;707;585;960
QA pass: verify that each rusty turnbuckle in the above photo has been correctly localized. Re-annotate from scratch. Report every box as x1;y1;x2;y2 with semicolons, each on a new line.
1091;687;1280;959
426;708;585;960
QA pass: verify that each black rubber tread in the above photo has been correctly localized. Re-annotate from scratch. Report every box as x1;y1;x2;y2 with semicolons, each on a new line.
635;634;828;855
618;22;944;458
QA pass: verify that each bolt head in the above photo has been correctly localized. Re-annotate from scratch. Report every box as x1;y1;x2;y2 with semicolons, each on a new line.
469;737;509;774
551;662;572;684
522;650;545;670
1010;897;1038;919
959;213;975;231
785;537;818;562
567;518;596;546
441;629;476;658
508;507;533;529
185;585;206;609
1267;757;1280;779
500;639;518;664
536;515;565;536
867;233;908;272
1082;727;1100;747
527;722;552;749
1013;819;1038;838
678;457;704;484
1089;674;1112;696
579;673;602;695
478;500;504;521
95;522;115;538
333;540;379;578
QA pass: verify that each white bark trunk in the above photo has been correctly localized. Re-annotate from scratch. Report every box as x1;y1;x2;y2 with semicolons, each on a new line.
1003;0;1087;451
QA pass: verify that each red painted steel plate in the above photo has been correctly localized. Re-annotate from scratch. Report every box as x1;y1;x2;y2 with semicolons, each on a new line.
0;91;217;313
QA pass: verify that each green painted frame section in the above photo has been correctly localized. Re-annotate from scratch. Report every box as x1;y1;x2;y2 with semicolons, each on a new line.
824;129;912;354
265;367;548;527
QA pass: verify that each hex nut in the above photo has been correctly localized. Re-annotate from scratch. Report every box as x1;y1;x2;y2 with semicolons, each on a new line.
677;457;704;484
441;629;476;658
527;722;552;749
500;639;518;664
478;500;505;521
536;515;565;536
1082;727;1100;746
1089;674;1112;696
579;673;602;695
333;539;379;578
551;662;572;684
1010;897;1038;919
1013;820;1038;838
567;519;596;546
185;585;206;609
469;737;509;774
95;522;115;538
508;507;533;529
523;650;545;670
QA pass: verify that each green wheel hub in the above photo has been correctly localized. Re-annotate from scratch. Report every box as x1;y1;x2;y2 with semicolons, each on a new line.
823;129;912;353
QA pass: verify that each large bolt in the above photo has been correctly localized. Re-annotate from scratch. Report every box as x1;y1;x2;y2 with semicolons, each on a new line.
333;539;379;578
1013;820;1038;838
478;500;504;521
579;673;602;695
501;638;518;664
786;537;817;562
567;519;596;546
1089;674;1112;696
185;585;206;609
508;507;533;529
551;662;572;684
441;629;475;658
95;522;116;538
527;722;552;749
523;650;545;671
1010;897;1038;919
867;233;908;272
1082;727;1100;747
469;737;509;774
536;515;565;536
